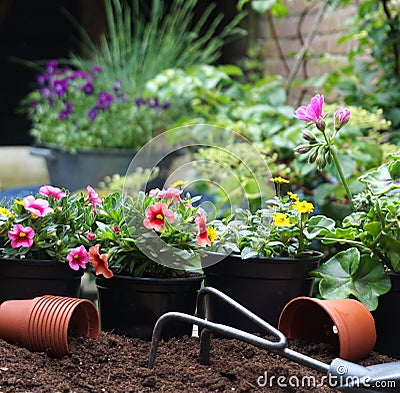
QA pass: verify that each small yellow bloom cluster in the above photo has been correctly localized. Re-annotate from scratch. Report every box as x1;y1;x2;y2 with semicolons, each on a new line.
293;200;314;214
270;176;290;184
206;227;218;242
273;212;291;227
0;207;12;217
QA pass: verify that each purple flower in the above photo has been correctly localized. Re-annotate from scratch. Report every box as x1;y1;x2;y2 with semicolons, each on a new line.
113;81;122;91
294;94;327;130
40;87;52;100
59;101;74;120
92;65;103;73
81;80;95;95
46;60;58;75
96;91;114;110
117;93;128;102
71;70;87;80
135;98;145;107
53;79;69;97
334;107;350;130
87;108;97;122
36;74;47;86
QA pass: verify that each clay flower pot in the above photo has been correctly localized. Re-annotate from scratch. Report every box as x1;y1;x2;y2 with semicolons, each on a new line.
278;296;376;361
0;295;99;357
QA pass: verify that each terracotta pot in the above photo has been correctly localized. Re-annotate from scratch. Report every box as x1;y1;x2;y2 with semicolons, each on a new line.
278;296;376;361
0;295;99;357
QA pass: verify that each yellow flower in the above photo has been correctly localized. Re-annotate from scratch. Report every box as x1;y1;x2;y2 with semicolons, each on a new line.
207;227;218;243
293;200;314;214
169;180;187;188
273;212;291;227
270;176;290;184
0;207;12;217
287;191;299;201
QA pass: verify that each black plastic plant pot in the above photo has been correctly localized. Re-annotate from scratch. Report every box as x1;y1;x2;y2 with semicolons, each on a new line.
96;274;204;341
201;251;322;333
372;272;400;358
0;257;83;304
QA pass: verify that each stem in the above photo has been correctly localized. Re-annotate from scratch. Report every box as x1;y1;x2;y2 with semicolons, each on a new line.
329;146;355;212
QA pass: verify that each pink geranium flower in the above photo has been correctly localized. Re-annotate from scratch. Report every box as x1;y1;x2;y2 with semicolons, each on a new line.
89;244;113;278
8;224;35;248
87;185;102;212
23;196;54;217
86;232;96;241
67;245;89;271
334;107;350;130
195;212;211;246
294;94;327;130
39;185;66;199
143;202;175;232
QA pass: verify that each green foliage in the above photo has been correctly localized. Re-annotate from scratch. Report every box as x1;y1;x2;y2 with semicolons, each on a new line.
208;185;334;259
311;153;400;310
326;0;400;140
70;0;245;95
311;247;391;311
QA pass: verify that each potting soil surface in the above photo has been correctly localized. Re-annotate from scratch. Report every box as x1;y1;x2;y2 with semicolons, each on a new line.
0;332;398;392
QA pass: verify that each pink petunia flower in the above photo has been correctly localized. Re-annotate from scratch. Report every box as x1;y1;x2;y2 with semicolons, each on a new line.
89;244;113;278
87;185;102;212
23;196;54;217
67;245;89;271
334;107;350;130
143;202;175;232
39;185;67;199
8;224;35;248
294;94;327;130
195;212;211;246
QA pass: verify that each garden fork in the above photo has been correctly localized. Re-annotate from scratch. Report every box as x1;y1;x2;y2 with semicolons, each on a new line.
148;286;400;392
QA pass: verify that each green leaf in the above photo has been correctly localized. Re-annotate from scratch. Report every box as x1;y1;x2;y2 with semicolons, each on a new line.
359;163;400;195
305;215;336;239
363;221;381;236
311;247;390;310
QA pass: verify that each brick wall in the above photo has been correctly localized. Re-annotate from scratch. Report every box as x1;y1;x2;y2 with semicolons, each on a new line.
258;1;359;104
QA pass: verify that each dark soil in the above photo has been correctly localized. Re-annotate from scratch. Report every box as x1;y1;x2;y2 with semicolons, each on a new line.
0;332;398;393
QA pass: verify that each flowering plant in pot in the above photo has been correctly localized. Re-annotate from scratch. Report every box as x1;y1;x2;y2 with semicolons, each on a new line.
0;185;102;301
201;176;333;330
88;186;212;340
25;61;173;154
293;94;398;311
24;60;174;190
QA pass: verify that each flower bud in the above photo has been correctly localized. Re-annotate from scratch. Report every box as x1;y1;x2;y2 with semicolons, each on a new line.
295;144;310;154
316;153;327;170
301;129;317;143
316;118;326;132
334;107;350;130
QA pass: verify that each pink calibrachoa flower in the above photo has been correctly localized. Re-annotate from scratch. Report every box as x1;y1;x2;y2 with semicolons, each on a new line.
143;202;175;232
39;185;66;199
89;244;113;278
23;195;54;217
8;224;35;248
86;232;96;241
87;185;102;212
294;94;327;130
149;187;182;202
158;187;182;202
195;212;211;246
67;245;89;271
334;107;350;130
